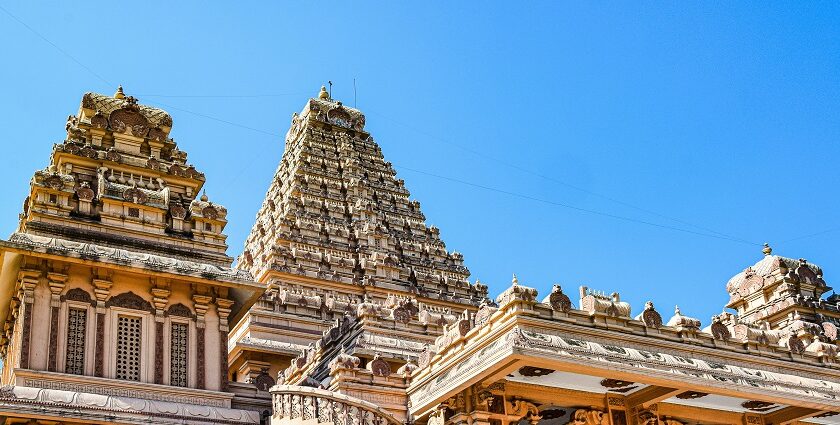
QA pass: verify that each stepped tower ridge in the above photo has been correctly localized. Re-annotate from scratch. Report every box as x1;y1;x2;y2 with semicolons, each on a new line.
17;89;233;267
237;88;488;305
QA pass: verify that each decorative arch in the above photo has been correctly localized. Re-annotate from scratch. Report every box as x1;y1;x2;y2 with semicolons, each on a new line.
105;291;153;313
166;303;194;319
63;288;94;305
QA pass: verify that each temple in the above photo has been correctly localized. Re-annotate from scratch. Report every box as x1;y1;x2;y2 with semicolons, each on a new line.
0;87;838;425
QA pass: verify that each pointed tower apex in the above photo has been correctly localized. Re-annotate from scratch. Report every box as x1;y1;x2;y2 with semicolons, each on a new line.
114;85;125;99
318;86;330;100
763;243;773;256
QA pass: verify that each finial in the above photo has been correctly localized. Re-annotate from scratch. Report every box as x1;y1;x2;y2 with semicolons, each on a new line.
114;85;125;99
762;243;772;256
318;86;329;100
200;190;208;202
674;305;681;315
512;274;518;286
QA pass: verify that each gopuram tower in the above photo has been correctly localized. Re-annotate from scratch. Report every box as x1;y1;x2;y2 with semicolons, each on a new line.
230;87;488;417
0;88;264;424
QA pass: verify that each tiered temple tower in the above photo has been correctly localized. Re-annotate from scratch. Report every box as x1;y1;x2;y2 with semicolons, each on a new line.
229;87;488;414
0;88;264;424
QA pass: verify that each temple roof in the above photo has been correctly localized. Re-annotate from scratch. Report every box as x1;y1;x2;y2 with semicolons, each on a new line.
238;88;486;305
81;90;173;132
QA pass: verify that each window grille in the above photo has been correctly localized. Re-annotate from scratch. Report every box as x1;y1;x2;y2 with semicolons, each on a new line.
170;322;188;387
65;308;87;375
116;315;142;381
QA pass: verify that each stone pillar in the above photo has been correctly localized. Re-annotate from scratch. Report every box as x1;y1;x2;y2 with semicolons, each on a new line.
151;284;170;385
216;297;234;392
47;271;68;372
193;293;211;389
92;277;112;377
16;269;41;370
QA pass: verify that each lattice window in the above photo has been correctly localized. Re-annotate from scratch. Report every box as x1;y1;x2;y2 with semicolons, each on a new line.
116;315;142;381
65;308;87;375
170;322;188;387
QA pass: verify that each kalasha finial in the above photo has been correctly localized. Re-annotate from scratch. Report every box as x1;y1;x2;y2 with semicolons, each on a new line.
318;86;329;100
114;85;125;99
200;190;208;202
512;274;519;286
762;243;772;256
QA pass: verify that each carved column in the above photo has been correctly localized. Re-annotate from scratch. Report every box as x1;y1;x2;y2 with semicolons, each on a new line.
193;293;211;389
17;269;41;370
151;282;170;385
47;271;68;372
92;277;112;377
216;296;234;392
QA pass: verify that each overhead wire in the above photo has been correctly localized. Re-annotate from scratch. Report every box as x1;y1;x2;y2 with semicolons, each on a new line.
365;109;761;246
1;7;832;247
0;4;113;88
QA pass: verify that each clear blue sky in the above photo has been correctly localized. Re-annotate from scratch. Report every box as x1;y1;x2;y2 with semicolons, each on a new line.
2;2;838;324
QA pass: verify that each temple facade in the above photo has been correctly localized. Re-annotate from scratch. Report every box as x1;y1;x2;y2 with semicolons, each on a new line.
1;87;839;425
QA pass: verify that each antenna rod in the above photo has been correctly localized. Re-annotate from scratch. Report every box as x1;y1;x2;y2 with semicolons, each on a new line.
353;78;357;108
328;80;333;99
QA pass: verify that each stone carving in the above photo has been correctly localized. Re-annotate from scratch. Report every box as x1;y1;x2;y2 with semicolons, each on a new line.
787;335;806;354
330;353;361;373
506;399;541;424
474;300;498;328
254;369;276;391
666;306;701;330
710;317;731;341
75;182;95;202
202;206;219;220
823;322;838;341
741;400;776;412
106;148;121;162
272;385;401;425
599;378;634;388
519;366;554;377
123;187;148;204
105;291;153;313
166;303;194;318
635;409;658;425
64;287;93;304
640;301;663;328
368;353;391;377
568;408;607;425
8;233;253;281
579;287;631;318
675;391;708;399
548;284;572;312
169;204;187;219
495;275;538;306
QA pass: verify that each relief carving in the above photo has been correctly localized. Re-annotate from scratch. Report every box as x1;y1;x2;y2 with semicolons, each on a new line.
106;291;153;313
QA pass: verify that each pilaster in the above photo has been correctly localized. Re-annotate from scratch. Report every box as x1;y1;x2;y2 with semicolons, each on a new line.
151;281;170;385
16;269;41;370
46;271;68;372
193;292;212;389
92;277;112;377
216;296;234;392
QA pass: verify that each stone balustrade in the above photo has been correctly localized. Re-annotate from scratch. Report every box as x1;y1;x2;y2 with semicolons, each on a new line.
271;385;401;425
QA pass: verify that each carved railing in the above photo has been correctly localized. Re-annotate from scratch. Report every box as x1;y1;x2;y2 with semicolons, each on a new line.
271;385;402;425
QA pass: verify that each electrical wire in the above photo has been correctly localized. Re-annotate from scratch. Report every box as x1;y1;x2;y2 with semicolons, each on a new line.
1;7;830;247
393;164;758;246
0;4;113;88
367;109;761;246
137;93;310;99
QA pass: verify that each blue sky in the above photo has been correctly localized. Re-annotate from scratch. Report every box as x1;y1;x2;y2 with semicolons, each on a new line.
1;2;838;324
